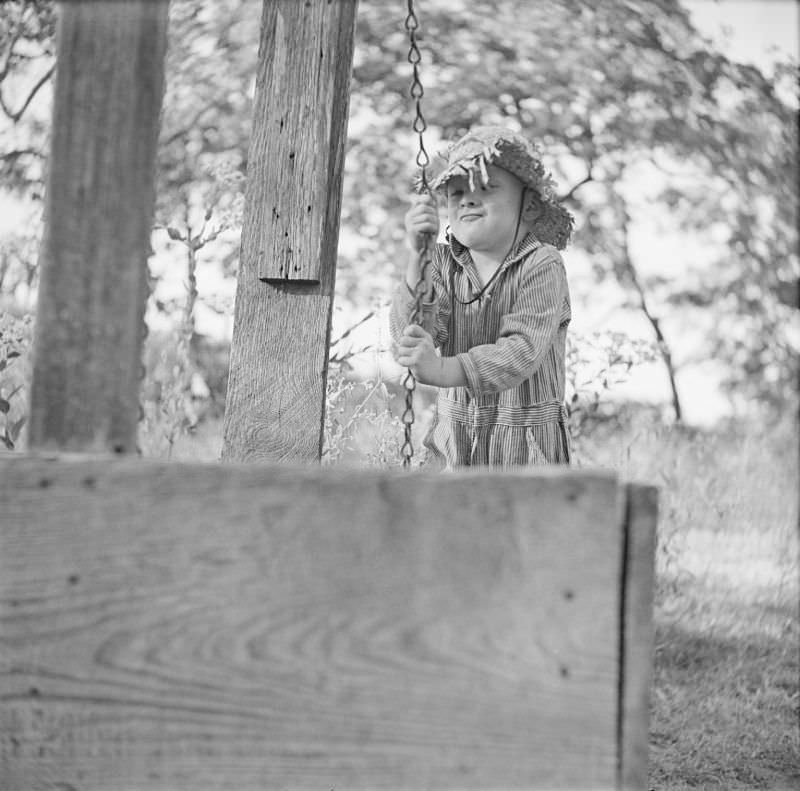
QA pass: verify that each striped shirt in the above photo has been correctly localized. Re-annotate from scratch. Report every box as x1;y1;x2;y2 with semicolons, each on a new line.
390;232;571;469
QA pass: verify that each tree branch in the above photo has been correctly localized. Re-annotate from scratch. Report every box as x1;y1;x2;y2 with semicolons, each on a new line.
0;28;22;83
614;187;684;422
0;147;45;162
162;104;217;146
0;64;54;122
331;310;376;348
559;169;593;202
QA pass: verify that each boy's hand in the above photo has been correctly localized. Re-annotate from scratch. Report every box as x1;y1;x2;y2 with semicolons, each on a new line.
396;324;441;386
405;193;439;254
396;324;469;389
396;324;437;381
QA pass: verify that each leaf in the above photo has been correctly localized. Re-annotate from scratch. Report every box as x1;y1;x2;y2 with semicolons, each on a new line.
10;416;26;441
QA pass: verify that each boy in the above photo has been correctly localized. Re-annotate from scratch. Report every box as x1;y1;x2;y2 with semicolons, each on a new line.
391;126;573;468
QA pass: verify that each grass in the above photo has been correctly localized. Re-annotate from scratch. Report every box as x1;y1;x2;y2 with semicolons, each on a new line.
151;399;798;790
576;411;799;790
650;621;797;790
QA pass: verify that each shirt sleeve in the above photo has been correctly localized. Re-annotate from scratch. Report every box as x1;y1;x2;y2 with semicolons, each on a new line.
456;250;568;396
389;244;451;348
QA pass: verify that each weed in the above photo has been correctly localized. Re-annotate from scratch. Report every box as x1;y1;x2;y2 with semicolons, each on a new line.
0;312;31;450
322;364;406;467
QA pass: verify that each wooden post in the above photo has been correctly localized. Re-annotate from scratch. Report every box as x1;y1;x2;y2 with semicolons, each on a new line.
221;0;358;463
27;0;169;454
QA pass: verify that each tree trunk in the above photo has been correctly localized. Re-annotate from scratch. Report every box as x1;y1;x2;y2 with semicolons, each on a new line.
616;194;684;423
28;0;169;453
222;0;358;463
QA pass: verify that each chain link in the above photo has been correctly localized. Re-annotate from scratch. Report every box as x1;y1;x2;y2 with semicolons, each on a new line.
401;0;432;469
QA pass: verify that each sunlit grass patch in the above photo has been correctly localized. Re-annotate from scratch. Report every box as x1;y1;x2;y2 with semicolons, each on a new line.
650;618;798;791
578;411;799;791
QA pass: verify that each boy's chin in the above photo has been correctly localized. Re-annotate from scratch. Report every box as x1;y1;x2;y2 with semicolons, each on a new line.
453;229;507;253
451;226;483;248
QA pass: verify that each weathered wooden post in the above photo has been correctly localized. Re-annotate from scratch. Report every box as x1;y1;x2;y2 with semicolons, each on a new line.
221;0;359;463
27;0;169;454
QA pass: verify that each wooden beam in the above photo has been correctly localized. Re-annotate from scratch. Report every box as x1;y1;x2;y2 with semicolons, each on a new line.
619;483;658;790
221;0;358;463
0;458;657;790
27;0;169;454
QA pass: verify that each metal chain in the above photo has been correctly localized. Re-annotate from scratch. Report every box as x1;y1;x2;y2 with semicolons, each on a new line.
401;0;433;469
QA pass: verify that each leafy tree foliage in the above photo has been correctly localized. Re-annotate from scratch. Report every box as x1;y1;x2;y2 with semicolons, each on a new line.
347;0;798;414
0;0;55;196
156;1;254;252
0;0;796;418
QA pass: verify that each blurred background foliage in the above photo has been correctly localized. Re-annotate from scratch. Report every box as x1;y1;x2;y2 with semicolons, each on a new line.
0;0;797;448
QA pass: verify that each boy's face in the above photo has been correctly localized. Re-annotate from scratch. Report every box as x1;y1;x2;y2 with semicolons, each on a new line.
446;164;527;258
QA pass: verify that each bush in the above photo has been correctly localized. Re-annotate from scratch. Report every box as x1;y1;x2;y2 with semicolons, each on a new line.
0;311;32;451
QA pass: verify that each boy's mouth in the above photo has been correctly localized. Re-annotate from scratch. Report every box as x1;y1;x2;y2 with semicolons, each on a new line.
459;212;482;221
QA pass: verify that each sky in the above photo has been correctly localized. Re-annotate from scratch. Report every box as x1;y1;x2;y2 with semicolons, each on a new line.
684;0;798;71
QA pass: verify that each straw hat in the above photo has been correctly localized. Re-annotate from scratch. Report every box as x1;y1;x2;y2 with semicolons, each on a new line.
430;126;573;250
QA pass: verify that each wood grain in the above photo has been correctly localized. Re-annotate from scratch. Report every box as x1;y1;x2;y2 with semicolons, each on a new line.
252;0;356;284
0;457;635;790
619;483;658;790
221;0;357;463
27;1;168;454
222;287;333;463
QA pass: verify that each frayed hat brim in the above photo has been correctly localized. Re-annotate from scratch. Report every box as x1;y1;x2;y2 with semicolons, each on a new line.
430;126;573;250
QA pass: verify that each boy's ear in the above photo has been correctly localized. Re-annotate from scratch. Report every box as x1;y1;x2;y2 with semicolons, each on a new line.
521;188;543;223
